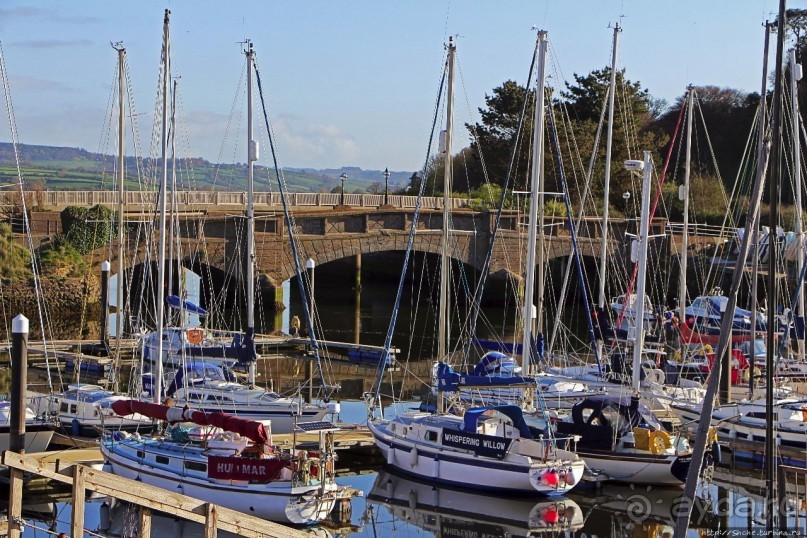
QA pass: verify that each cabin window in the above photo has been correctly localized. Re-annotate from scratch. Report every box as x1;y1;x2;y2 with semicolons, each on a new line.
188;393;201;401
60;403;69;413
137;450;145;459
70;405;77;414
155;456;169;465
185;461;206;472
207;395;218;401
425;430;437;442
94;410;99;417
219;396;232;402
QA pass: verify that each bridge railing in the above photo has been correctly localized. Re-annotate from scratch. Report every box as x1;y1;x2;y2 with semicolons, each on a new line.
29;190;469;210
665;221;734;239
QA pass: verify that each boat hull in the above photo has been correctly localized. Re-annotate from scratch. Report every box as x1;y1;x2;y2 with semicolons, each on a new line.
573;449;690;485
100;439;338;525
368;420;583;496
0;424;54;453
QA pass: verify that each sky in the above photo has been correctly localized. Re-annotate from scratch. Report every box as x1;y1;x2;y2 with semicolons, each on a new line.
0;0;794;174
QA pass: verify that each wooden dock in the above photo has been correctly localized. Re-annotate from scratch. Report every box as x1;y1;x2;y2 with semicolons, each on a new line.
2;450;309;538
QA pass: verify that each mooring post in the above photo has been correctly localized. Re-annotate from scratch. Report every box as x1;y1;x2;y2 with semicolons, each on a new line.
100;260;110;345
204;503;218;538
139;506;152;538
10;314;28;454
71;466;86;538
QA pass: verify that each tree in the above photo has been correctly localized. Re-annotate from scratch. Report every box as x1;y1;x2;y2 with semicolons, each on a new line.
551;68;666;213
365;181;384;194
462;69;665;214
464;80;535;192
652;86;759;203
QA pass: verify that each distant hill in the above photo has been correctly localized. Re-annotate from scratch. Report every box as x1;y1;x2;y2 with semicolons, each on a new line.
0;143;413;194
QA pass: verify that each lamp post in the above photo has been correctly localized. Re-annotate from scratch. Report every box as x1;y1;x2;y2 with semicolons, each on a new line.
383;167;390;205
339;173;347;206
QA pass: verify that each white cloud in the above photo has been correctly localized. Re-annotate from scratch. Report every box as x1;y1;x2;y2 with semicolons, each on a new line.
265;115;359;167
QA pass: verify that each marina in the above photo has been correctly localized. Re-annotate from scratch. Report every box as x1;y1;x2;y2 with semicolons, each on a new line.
4;2;807;537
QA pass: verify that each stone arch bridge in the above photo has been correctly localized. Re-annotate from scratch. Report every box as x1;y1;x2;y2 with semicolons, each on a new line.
19;191;724;289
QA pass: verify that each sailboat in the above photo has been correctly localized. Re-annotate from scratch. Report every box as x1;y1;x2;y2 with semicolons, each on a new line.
133;19;327;431
369;32;585;496
101;398;348;525
102;17;354;525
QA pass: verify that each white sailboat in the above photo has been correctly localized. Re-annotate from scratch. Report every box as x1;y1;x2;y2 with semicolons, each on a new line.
369;32;585;496
163;361;328;433
101;398;348;525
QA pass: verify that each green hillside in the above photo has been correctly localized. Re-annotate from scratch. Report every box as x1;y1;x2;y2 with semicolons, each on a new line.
0;143;411;193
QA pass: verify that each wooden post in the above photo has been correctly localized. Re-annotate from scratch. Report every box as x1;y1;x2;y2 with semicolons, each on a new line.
8;467;23;538
204;503;218;538
71;466;86;538
139;506;152;538
10;314;28;454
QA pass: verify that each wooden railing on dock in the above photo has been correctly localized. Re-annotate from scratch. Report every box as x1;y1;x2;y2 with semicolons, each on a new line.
2;450;308;538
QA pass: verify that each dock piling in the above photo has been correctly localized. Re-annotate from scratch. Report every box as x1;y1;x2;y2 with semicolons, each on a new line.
10;314;28;454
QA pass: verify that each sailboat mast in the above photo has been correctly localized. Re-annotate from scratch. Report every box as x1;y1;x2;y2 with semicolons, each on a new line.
766;1;787;529
521;31;548;374
630;152;653;391
246;41;257;385
749;22;772;398
791;48;804;363
168;79;177;323
154;8;171;404
438;38;455;361
597;23;620;311
678;87;694;326
114;44;125;369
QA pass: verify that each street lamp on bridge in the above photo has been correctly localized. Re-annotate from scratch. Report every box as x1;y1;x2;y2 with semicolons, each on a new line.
383;167;391;205
339;173;347;205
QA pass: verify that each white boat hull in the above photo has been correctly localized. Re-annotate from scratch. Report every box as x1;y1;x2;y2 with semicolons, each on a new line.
369;420;583;496
100;440;338;525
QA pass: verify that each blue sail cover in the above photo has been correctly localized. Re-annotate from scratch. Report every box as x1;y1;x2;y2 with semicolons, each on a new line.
167;295;208;316
436;362;536;392
461;405;533;439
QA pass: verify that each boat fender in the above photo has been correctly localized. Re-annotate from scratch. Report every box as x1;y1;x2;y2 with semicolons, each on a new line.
543;507;559;524
432;457;440;478
711;440;722;465
98;502;111;531
409;447;418;468
387;448;395;465
649;430;671;455
564;468;577;486
700;344;714;356
543;469;559;486
408;489;418;510
803;407;807;423
71;419;81;437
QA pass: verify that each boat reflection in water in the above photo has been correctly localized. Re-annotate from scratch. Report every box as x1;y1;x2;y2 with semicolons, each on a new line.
366;468;583;536
96;499;337;538
568;483;713;537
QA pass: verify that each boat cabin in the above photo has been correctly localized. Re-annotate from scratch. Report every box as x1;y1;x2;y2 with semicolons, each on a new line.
556;396;666;451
